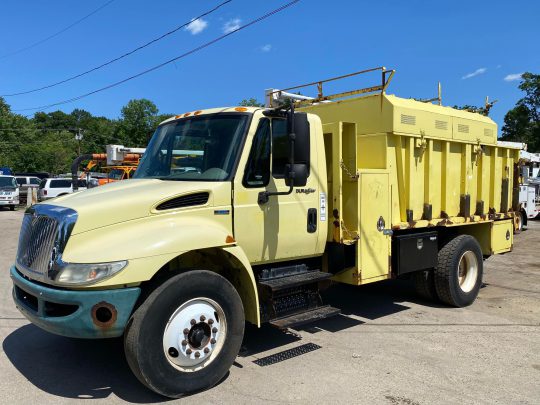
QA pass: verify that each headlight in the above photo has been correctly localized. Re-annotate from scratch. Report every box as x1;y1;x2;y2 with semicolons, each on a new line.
52;260;128;285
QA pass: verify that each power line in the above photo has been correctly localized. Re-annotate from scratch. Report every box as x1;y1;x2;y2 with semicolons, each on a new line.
13;0;301;113
0;0;117;60
1;0;232;97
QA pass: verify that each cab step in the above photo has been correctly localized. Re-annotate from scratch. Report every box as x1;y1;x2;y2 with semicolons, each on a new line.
270;305;340;329
258;270;333;291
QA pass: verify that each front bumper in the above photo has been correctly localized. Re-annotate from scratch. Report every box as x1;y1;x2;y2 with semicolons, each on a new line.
10;265;141;338
0;199;18;205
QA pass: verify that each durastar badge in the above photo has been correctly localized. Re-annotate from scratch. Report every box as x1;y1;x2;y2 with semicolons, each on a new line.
296;188;316;195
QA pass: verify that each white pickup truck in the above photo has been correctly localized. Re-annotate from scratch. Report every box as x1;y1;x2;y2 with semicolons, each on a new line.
0;175;20;210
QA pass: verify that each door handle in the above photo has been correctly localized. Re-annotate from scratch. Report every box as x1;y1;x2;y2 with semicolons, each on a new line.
307;208;317;233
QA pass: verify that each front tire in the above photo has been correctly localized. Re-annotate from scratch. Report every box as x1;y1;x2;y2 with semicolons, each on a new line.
124;270;245;398
434;235;483;307
9;205;15;211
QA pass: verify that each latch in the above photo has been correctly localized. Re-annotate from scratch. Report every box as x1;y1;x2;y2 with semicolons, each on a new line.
377;216;393;236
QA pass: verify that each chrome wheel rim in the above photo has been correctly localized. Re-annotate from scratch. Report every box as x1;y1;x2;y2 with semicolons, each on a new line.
457;251;478;293
163;297;227;372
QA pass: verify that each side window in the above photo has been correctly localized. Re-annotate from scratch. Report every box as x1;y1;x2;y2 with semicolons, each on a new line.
30;178;40;185
50;179;72;188
243;119;270;188
16;178;26;186
271;119;288;178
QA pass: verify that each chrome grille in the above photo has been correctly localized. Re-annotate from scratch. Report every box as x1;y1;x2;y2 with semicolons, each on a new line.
16;214;58;277
15;205;77;282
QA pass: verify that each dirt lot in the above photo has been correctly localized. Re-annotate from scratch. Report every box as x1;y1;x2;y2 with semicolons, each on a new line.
1;207;539;404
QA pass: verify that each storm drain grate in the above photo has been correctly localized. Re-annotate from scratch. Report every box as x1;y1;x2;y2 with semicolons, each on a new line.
253;343;322;366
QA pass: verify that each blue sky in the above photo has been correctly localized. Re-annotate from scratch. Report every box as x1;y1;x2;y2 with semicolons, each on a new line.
0;0;538;132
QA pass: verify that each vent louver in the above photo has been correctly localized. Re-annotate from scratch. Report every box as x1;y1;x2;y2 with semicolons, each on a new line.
458;124;469;133
435;120;448;130
400;114;416;125
484;128;494;137
156;192;209;210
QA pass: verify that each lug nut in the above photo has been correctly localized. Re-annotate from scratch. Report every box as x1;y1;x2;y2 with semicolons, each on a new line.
186;348;192;355
200;315;206;322
204;347;210;354
190;319;196;326
181;340;188;346
210;338;216;344
195;351;201;358
168;347;179;358
212;327;218;333
208;319;214;325
183;328;190;335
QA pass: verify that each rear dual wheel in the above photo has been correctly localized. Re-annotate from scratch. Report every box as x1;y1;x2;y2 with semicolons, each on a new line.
413;235;483;307
434;235;483;307
124;270;245;398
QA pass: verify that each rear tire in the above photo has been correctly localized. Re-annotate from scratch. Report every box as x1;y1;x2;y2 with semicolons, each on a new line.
434;235;483;307
412;269;438;302
9;205;14;211
124;270;244;398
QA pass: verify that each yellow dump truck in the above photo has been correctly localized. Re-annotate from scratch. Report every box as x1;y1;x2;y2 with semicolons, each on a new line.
10;68;519;398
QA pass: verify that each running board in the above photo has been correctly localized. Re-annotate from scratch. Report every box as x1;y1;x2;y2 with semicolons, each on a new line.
269;305;340;329
258;270;333;291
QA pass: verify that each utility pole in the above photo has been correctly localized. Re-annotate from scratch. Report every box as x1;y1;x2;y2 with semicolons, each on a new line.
75;128;84;156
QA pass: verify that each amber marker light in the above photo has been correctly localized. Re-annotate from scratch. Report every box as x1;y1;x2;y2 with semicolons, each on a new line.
194;110;202;115
225;235;235;243
234;107;248;112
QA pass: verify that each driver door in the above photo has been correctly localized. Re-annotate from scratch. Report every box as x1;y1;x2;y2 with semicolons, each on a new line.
233;116;320;264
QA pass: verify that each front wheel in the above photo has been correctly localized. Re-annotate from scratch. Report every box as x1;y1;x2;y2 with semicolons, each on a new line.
9;205;15;211
124;270;245;398
434;235;483;307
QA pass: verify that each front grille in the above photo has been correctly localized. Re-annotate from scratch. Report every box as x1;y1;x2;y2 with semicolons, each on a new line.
15;205;77;282
16;214;58;277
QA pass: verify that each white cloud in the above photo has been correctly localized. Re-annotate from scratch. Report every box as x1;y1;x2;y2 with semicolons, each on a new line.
223;18;241;34
462;68;487;80
504;73;523;82
260;44;272;52
184;18;208;35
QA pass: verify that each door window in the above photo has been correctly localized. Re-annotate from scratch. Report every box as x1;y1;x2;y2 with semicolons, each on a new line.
243;119;270;188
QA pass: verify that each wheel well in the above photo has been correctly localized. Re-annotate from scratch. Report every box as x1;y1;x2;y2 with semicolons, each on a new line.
137;248;258;326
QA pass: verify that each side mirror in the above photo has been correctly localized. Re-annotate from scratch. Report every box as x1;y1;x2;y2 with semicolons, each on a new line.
290;112;310;167
285;163;308;187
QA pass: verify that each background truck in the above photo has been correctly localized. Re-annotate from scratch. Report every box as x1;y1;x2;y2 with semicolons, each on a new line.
0;174;19;210
11;67;519;398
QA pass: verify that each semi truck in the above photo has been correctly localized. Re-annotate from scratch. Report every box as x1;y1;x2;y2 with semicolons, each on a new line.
10;68;519;398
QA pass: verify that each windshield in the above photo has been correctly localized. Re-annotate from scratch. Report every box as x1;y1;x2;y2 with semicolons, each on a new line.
0;177;17;188
133;113;249;181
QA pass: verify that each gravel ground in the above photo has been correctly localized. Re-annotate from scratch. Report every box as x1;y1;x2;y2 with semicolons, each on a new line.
1;207;539;404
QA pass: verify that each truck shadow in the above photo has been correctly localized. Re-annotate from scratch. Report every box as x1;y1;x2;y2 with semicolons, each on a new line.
2;325;167;403
3;279;433;400
241;278;437;356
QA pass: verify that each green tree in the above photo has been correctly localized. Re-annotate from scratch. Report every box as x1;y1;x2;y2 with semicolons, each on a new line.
119;99;160;147
239;98;264;107
501;72;540;152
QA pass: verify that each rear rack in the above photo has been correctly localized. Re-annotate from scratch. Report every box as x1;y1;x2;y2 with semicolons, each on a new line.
265;66;395;108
